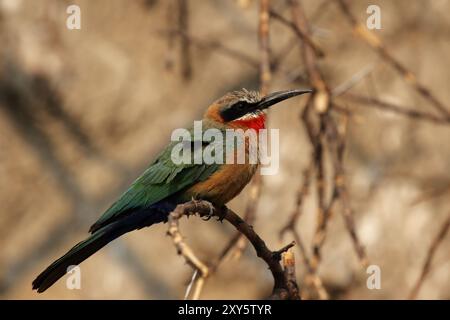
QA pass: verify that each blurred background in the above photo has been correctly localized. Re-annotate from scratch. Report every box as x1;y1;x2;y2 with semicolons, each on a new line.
0;0;449;299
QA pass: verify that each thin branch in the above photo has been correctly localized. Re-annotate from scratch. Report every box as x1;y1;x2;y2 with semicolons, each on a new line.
282;250;301;300
326;113;368;267
289;0;327;92
177;0;192;80
279;162;314;238
290;0;332;269
270;9;325;58
167;200;299;299
226;0;274;263
259;0;272;95
343;93;450;125
163;0;176;71
289;0;368;274
158;29;259;68
292;230;329;299
410;184;450;206
331;64;375;97
408;213;450;299
270;35;299;71
279;161;329;299
336;0;450;119
167;203;209;299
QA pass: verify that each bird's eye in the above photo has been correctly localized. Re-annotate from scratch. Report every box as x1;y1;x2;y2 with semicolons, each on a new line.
235;101;246;110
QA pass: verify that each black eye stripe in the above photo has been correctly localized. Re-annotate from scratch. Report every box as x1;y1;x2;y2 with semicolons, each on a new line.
220;100;252;122
236;102;246;109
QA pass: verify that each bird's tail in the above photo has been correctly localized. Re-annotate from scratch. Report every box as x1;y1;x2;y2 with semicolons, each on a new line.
32;211;163;293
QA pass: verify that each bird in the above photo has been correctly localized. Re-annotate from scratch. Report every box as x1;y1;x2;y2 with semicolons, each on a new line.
32;88;311;293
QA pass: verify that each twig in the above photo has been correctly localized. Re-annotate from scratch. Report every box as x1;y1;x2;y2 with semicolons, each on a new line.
158;29;259;68
259;0;272;95
158;29;304;86
289;0;327;92
270;9;325;58
326;113;368;267
291;0;331;268
336;0;450;119
279;161;329;299
208;199;259;274
163;0;176;71
279;162;314;238
408;213;450;299
310;0;332;23
177;0;192;80
282;250;300;299
342;93;450;125
289;0;334;281
337;183;368;266
289;0;368;279
292;230;329;299
167;200;299;299
410;184;450;206
226;0;274;262
331;64;375;97
270;35;299;71
184;269;198;299
167;203;209;299
301;91;330;273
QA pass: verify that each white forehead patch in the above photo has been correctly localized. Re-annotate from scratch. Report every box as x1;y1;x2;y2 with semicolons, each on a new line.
231;88;261;104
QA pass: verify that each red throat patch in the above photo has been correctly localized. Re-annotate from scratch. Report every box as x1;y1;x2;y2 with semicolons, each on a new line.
232;113;266;131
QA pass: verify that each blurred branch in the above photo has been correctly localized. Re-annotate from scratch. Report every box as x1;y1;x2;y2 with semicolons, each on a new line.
224;0;274;265
336;0;450;119
310;0;332;23
410;184;450;206
278;1;369;297
167;202;209;300
177;0;192;80
163;0;176;71
159;29;259;68
259;0;272;96
326;116;368;266
342;93;450;125
279;162;329;299
279;163;313;238
408;213;450;299
270;9;325;58
290;0;332;275
270;35;298;70
331;64;374;97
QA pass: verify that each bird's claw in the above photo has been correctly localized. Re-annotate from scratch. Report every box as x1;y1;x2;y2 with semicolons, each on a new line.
201;202;215;221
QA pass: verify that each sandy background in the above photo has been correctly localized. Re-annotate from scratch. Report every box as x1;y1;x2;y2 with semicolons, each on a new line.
0;0;449;299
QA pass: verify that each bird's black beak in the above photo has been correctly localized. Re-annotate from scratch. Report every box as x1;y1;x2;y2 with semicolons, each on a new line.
256;89;312;110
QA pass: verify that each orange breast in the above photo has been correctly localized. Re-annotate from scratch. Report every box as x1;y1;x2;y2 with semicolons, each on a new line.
186;162;258;205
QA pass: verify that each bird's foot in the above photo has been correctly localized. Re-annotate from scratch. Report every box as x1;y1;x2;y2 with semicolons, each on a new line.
190;197;215;221
200;201;216;221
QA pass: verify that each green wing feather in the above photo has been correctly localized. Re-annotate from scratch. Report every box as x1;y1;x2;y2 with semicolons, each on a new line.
89;127;222;233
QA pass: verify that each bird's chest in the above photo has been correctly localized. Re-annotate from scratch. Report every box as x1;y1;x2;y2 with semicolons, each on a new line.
186;162;258;205
185;127;261;205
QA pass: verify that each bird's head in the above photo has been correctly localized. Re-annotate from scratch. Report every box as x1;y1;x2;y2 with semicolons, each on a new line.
205;88;312;130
